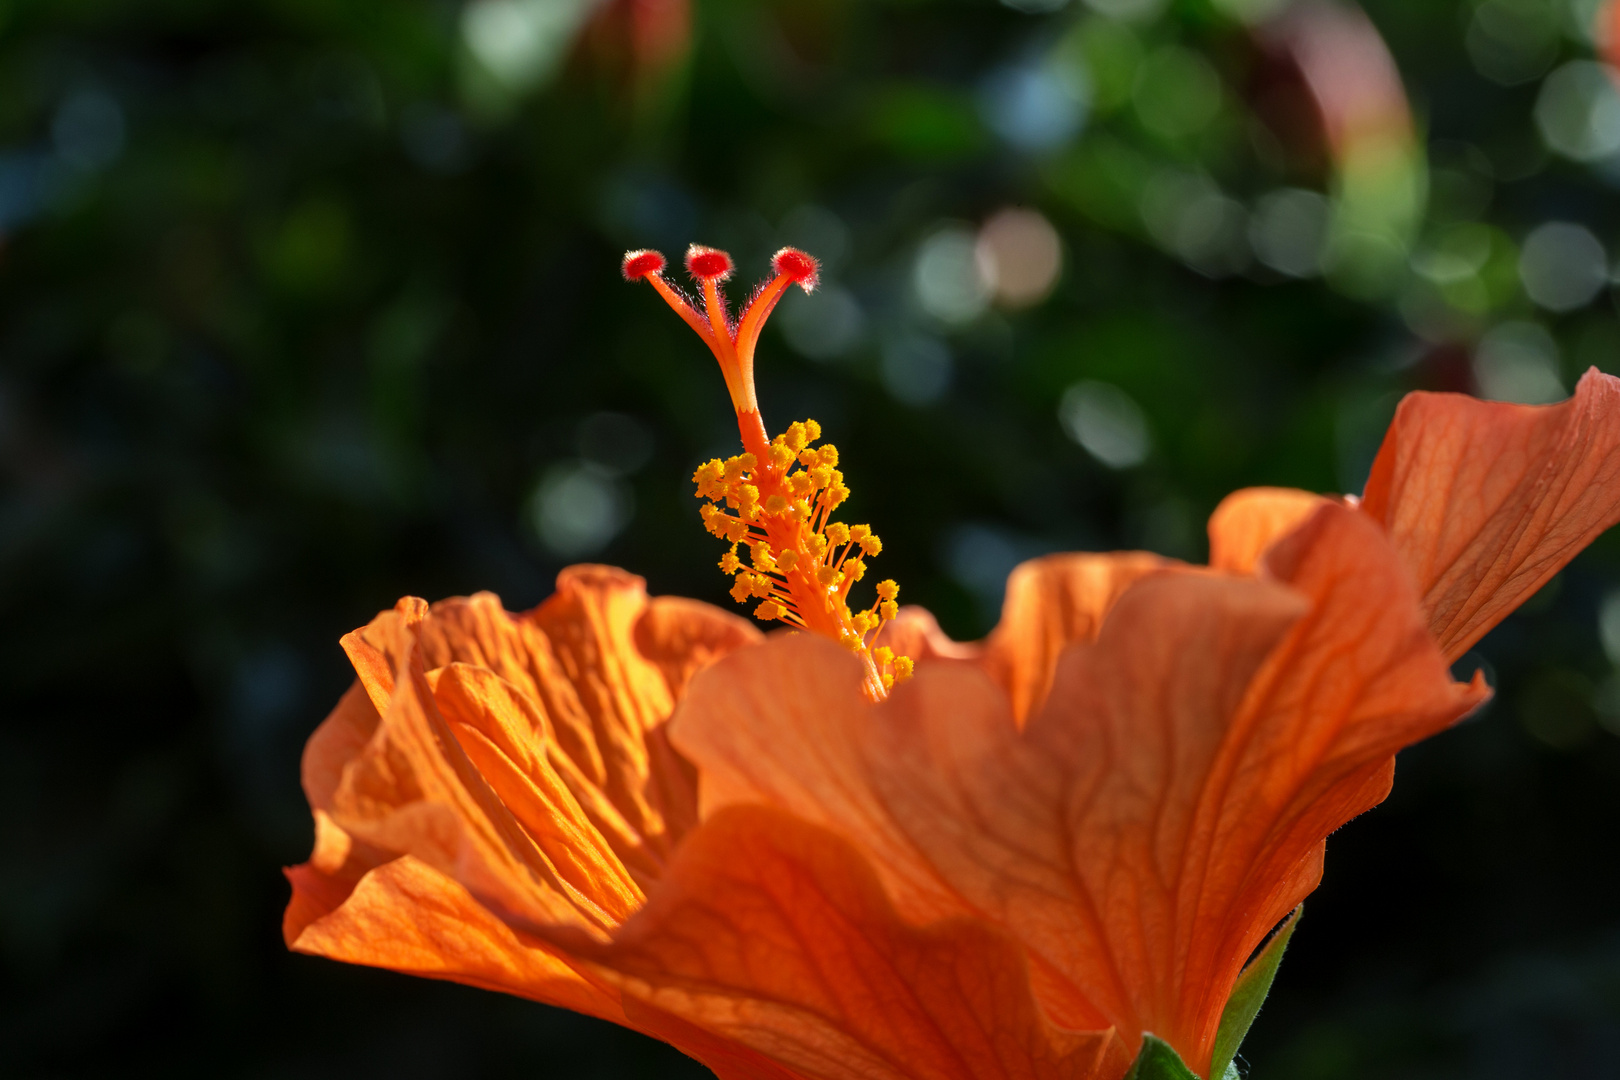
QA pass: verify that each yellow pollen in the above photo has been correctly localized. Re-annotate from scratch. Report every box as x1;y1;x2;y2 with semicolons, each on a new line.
764;493;790;515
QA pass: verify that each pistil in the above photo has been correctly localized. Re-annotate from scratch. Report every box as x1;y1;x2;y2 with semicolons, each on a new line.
624;244;912;699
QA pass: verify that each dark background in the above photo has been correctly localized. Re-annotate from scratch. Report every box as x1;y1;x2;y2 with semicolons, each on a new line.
5;0;1620;1076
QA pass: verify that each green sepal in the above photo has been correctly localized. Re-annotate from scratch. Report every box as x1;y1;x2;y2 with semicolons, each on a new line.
1208;905;1302;1080
1124;1034;1200;1080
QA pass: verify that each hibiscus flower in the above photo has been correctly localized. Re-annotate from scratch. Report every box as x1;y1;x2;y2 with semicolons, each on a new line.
285;246;1620;1080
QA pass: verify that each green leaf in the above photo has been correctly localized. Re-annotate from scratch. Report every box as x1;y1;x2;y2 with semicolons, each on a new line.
1125;1035;1199;1080
1208;905;1302;1080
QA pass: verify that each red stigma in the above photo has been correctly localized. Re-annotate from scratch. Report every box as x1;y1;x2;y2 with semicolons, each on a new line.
622;249;666;281
772;247;820;292
685;244;734;281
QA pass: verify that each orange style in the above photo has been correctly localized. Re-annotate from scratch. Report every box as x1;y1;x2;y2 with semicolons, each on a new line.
286;246;1620;1080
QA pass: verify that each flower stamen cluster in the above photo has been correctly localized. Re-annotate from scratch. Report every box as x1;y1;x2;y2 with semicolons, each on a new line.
693;419;912;692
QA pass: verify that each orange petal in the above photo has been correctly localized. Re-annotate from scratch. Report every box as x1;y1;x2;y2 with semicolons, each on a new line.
308;569;759;900
1069;505;1485;1066
982;552;1176;724
553;805;1128;1080
673;631;1123;1033
1361;367;1620;659
1208;487;1330;574
340;569;732;866
432;662;646;921
674;504;1485;1073
330;632;613;934
286;569;764;1032
291;855;628;1023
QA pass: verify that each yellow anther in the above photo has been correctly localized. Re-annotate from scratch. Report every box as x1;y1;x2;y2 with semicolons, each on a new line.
764;493;790;515
730;575;755;603
852;611;877;637
776;549;799;572
809;466;833;489
785;421;809;451
792;498;812;520
849;524;871;542
825;483;850;509
873;646;894;666
845;558;866;582
750;574;775;598
817;564;841;587
859;534;882;556
751;542;776;572
788;472;815;497
797;448;820;468
804;419;822;442
755;599;785;620
876;580;899;602
736;484;760;518
693;460;726;498
769;442;795;469
881;671;895;691
719;551;742;574
880;599;899;621
723;518;750;543
808;533;829;559
826;521;850;546
818;444;839;468
893;656;914;682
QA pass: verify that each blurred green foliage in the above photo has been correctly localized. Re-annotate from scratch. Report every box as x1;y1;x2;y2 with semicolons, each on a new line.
4;0;1620;1076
